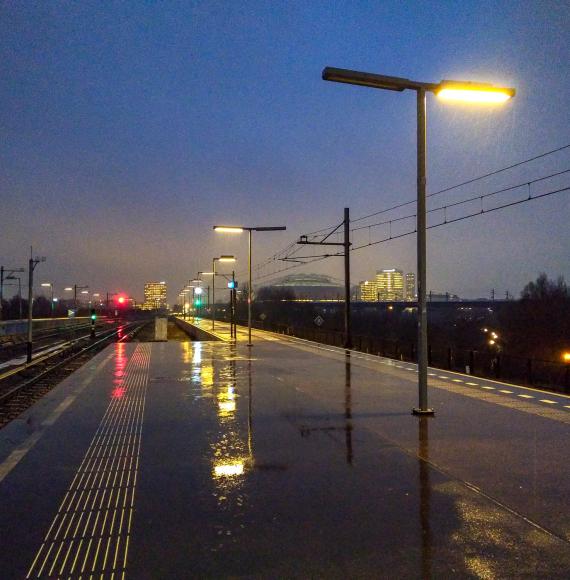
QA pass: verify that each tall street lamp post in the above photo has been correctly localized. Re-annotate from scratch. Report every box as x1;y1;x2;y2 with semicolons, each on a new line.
64;284;88;314
214;226;286;346
212;256;236;331
41;283;55;317
198;272;214;317
322;67;515;415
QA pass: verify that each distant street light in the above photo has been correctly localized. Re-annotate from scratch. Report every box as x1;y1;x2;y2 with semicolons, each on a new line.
214;225;286;345
323;66;515;415
41;282;55;317
212;256;236;331
64;284;88;312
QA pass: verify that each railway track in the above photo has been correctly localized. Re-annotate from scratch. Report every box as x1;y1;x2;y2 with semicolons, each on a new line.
0;321;107;363
0;320;149;429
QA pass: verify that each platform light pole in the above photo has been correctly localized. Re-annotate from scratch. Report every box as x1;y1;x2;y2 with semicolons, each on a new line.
214;225;287;346
198;271;214;317
212;256;236;331
322;67;515;415
41;283;55;317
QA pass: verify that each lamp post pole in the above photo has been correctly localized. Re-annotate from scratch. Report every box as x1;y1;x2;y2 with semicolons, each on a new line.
322;66;515;415
210;257;236;332
212;258;216;330
248;229;252;345
42;283;55;317
416;88;429;412
213;226;286;346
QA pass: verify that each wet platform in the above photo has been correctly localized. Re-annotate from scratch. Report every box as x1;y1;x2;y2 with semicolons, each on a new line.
1;321;570;578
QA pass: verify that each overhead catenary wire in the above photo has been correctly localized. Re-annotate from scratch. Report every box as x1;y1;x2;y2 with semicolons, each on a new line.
349;168;570;233
349;143;570;225
350;185;570;252
245;144;570;283
251;182;570;282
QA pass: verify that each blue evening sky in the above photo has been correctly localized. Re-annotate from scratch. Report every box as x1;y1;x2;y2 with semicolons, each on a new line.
1;1;568;302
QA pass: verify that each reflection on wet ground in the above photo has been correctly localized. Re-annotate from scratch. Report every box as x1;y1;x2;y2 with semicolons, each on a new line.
132;340;570;578
2;337;570;579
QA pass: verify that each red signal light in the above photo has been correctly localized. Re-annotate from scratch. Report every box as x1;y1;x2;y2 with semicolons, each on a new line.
118;296;126;304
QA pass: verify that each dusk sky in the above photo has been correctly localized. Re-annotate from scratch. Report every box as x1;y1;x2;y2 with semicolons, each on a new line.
1;1;568;304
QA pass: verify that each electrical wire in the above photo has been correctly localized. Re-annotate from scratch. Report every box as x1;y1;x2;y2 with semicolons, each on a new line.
350;185;570;252
246;145;570;282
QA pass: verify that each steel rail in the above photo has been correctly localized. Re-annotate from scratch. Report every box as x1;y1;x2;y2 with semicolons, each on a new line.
0;322;143;394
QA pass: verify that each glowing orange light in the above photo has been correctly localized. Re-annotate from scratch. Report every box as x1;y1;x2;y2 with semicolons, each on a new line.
563;352;570;363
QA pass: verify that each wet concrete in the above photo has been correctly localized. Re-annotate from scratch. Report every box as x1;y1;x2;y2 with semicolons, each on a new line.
132;320;191;342
1;333;570;578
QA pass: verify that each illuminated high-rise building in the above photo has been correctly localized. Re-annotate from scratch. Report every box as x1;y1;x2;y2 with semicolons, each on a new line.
405;273;416;301
142;281;167;310
375;269;404;301
359;280;377;302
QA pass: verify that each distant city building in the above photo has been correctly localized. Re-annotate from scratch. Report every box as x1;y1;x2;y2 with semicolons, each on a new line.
268;273;343;301
376;269;404;301
142;281;167;310
359;280;377;302
405;273;416;301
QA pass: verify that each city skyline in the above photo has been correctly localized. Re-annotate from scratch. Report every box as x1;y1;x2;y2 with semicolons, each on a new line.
1;2;568;304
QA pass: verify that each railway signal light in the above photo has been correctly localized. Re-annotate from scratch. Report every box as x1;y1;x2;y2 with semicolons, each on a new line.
90;308;96;338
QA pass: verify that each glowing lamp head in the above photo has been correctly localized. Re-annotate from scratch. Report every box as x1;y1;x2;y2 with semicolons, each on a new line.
194;287;203;295
214;226;244;234
436;80;515;103
563;352;570;363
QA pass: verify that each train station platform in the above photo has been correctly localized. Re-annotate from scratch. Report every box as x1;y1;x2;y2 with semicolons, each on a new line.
1;320;570;578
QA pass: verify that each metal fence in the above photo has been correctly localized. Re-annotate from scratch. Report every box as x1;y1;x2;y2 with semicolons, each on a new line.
209;312;570;394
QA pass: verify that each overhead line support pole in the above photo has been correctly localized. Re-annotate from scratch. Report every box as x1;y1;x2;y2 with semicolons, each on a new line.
297;210;352;349
343;207;352;349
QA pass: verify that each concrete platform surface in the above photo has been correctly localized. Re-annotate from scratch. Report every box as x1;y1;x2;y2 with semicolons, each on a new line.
1;322;570;579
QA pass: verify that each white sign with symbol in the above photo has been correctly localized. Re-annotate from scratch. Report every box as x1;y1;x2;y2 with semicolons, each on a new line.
314;315;324;327
259;313;267;321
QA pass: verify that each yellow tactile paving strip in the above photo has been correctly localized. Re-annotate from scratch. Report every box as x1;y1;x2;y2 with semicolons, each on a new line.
26;343;151;580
